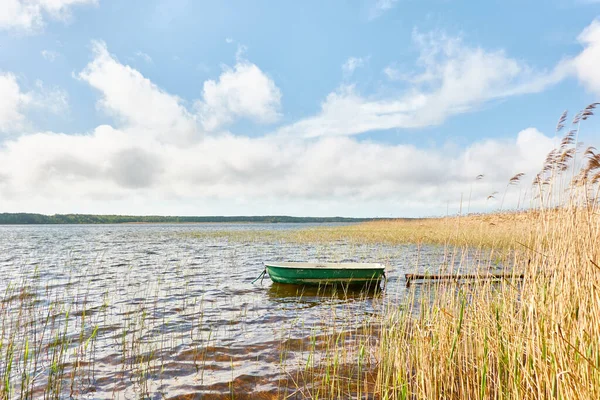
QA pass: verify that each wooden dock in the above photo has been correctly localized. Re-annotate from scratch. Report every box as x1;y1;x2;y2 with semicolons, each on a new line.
405;272;524;286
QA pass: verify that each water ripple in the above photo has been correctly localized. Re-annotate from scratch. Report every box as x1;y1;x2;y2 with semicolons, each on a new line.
0;223;492;398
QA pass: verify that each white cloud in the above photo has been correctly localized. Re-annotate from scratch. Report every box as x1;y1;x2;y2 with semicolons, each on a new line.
277;84;427;138
0;0;97;32
278;31;567;138
197;60;282;131
342;56;368;77
235;44;247;60
41;49;59;62
1;25;598;216
28;80;69;114
383;65;403;80
0;73;31;132
0;120;557;215
0;73;68;133
0;43;559;216
135;50;152;64
572;18;600;95
369;0;398;20
78;41;281;141
375;0;398;10
78;41;198;145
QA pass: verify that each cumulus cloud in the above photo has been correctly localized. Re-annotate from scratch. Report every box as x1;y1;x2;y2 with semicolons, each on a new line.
0;42;560;216
0;73;68;133
0;0;96;32
278;31;567;138
572;18;600;95
0;120;556;215
197;60;282;131
29;80;69;114
79;41;282;140
1;25;598;216
0;73;31;132
78;41;198;145
108;148;162;188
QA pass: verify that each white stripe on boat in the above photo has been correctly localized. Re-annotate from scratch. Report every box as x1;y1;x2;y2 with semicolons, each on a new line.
264;262;385;270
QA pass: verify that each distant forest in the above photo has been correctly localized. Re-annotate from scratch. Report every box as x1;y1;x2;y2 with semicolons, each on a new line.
0;213;384;225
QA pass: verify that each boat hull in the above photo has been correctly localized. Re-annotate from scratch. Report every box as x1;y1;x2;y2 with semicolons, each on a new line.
265;262;385;286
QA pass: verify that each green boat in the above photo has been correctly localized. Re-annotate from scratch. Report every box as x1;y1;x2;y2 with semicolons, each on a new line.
263;262;386;286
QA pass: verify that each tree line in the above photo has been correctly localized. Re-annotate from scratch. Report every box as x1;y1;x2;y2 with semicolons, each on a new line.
0;213;383;224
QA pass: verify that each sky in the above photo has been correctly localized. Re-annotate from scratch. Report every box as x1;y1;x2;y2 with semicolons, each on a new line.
0;0;599;217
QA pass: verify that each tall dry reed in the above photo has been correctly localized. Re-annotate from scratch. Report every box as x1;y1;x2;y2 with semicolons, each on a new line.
374;104;600;400
291;104;600;399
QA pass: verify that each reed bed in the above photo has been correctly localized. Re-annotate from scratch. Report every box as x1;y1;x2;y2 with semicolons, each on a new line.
372;207;600;399
291;104;600;399
0;262;199;399
189;211;535;250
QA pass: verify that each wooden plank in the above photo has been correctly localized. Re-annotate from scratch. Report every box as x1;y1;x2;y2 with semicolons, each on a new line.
405;272;524;286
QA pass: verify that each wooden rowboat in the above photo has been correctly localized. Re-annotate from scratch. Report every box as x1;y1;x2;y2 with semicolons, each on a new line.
263;262;386;286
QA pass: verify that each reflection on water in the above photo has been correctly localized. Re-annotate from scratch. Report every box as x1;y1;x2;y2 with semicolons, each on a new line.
268;282;383;301
0;223;496;398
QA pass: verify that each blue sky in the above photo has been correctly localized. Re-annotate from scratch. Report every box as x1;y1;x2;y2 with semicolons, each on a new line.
0;0;599;217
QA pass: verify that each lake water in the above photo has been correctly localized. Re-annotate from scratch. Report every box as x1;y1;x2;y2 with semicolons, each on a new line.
0;224;485;399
